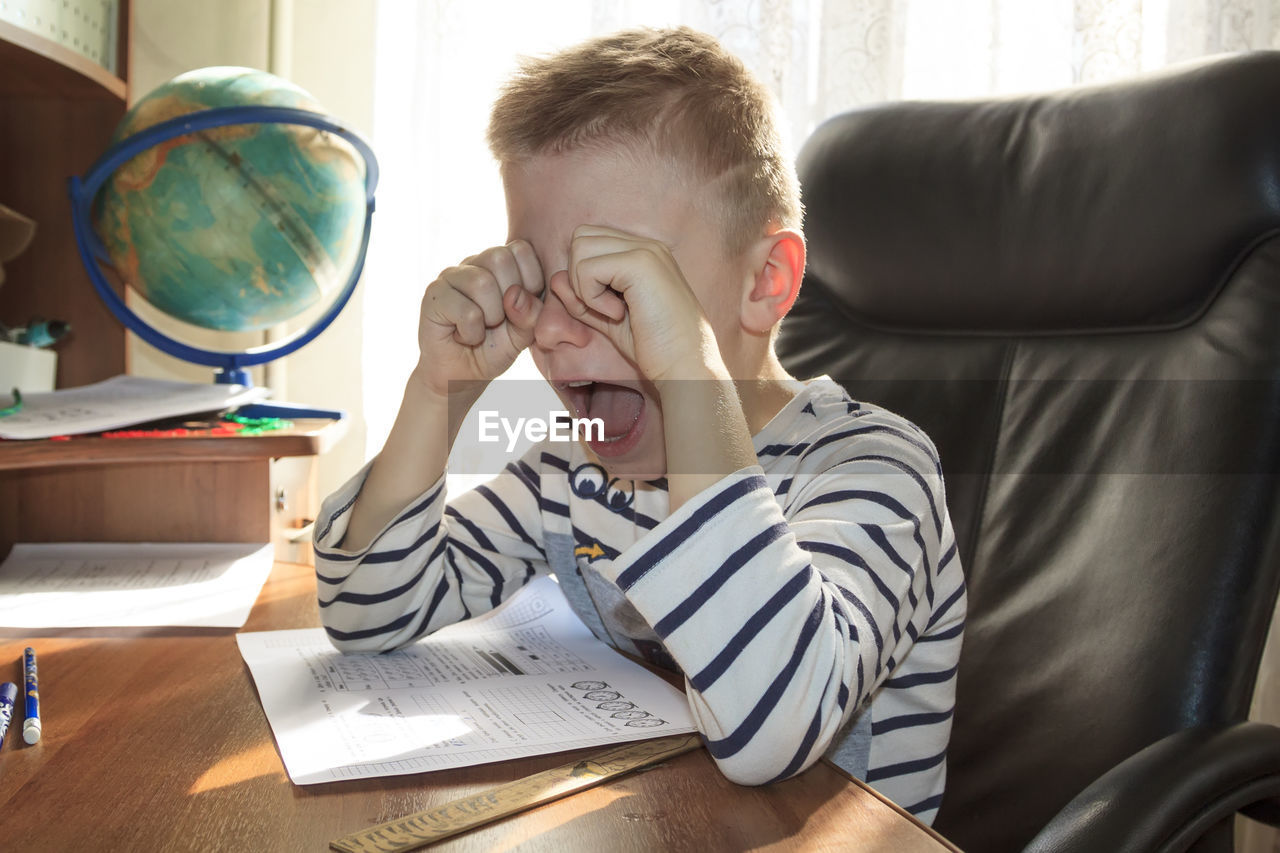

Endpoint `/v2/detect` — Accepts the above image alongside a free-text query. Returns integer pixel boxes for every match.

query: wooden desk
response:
[0,561,959,852]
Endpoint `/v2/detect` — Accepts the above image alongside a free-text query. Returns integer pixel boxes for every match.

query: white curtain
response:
[364,0,1280,472]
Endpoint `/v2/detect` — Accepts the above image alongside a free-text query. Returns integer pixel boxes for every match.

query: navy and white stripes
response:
[313,377,964,825]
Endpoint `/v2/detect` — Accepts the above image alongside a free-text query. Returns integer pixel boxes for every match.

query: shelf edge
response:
[0,18,126,100]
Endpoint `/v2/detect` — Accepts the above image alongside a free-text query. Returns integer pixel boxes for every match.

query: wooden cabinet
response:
[0,420,343,563]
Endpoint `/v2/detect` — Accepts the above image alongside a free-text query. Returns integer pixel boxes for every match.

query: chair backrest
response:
[777,51,1280,853]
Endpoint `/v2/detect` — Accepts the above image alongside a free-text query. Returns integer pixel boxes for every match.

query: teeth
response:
[565,380,593,387]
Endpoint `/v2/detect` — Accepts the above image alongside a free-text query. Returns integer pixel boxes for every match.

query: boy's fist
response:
[416,240,544,396]
[553,225,722,383]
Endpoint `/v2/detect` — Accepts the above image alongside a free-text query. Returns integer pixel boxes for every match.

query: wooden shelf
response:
[0,4,130,390]
[0,19,125,101]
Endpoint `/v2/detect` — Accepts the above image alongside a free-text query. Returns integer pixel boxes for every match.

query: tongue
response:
[587,384,643,439]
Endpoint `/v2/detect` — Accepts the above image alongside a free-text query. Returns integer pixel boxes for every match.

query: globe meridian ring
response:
[68,104,380,386]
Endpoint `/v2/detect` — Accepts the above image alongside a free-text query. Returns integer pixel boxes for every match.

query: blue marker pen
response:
[0,682,16,748]
[23,647,39,744]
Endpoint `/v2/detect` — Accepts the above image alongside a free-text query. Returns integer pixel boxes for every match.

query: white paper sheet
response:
[0,542,274,628]
[0,375,270,439]
[237,575,697,785]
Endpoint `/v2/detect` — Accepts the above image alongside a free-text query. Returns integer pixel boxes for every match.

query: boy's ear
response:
[740,229,805,334]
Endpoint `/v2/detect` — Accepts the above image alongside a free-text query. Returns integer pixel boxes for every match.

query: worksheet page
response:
[237,576,697,784]
[0,542,274,627]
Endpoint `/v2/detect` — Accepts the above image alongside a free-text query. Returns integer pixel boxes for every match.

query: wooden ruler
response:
[329,734,703,853]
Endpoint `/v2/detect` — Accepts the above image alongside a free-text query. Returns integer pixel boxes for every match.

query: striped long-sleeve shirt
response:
[314,377,965,823]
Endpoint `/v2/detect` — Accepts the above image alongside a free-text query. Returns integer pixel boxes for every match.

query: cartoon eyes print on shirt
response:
[569,463,635,512]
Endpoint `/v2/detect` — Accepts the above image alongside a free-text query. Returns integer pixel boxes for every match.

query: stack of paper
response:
[0,542,274,628]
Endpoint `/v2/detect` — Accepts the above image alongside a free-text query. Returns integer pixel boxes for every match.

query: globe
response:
[94,66,366,332]
[68,66,378,399]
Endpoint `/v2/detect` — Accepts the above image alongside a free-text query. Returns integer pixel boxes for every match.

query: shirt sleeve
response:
[593,427,956,787]
[312,448,550,652]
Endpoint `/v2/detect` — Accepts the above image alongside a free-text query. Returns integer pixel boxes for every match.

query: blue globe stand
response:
[67,105,379,420]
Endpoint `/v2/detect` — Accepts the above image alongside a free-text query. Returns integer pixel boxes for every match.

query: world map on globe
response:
[93,66,368,332]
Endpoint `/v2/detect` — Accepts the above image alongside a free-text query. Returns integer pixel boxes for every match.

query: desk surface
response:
[0,561,958,852]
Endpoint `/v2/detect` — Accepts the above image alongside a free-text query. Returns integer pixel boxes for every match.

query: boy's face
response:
[504,145,745,481]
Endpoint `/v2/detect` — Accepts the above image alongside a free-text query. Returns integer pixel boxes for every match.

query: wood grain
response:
[0,561,961,852]
[0,458,270,546]
[0,421,342,560]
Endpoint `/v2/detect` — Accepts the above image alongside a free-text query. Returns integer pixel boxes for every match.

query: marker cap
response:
[23,718,40,744]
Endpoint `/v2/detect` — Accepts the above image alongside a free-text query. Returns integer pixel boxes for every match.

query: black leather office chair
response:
[777,51,1280,853]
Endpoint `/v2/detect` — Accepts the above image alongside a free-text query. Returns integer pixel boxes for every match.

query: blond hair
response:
[487,27,801,254]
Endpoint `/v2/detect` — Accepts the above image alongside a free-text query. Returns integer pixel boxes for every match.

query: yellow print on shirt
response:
[574,542,605,561]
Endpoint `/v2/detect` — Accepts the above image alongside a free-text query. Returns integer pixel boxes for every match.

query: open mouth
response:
[560,381,643,440]
[558,380,645,451]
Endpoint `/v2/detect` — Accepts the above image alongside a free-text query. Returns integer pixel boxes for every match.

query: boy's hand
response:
[552,225,726,383]
[416,240,544,397]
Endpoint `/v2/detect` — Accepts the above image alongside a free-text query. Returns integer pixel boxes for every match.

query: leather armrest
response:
[1022,721,1280,853]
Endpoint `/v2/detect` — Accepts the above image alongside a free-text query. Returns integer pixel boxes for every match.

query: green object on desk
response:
[226,413,292,435]
[0,388,21,418]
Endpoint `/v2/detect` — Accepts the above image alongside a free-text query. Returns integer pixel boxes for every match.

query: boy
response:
[314,27,965,825]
